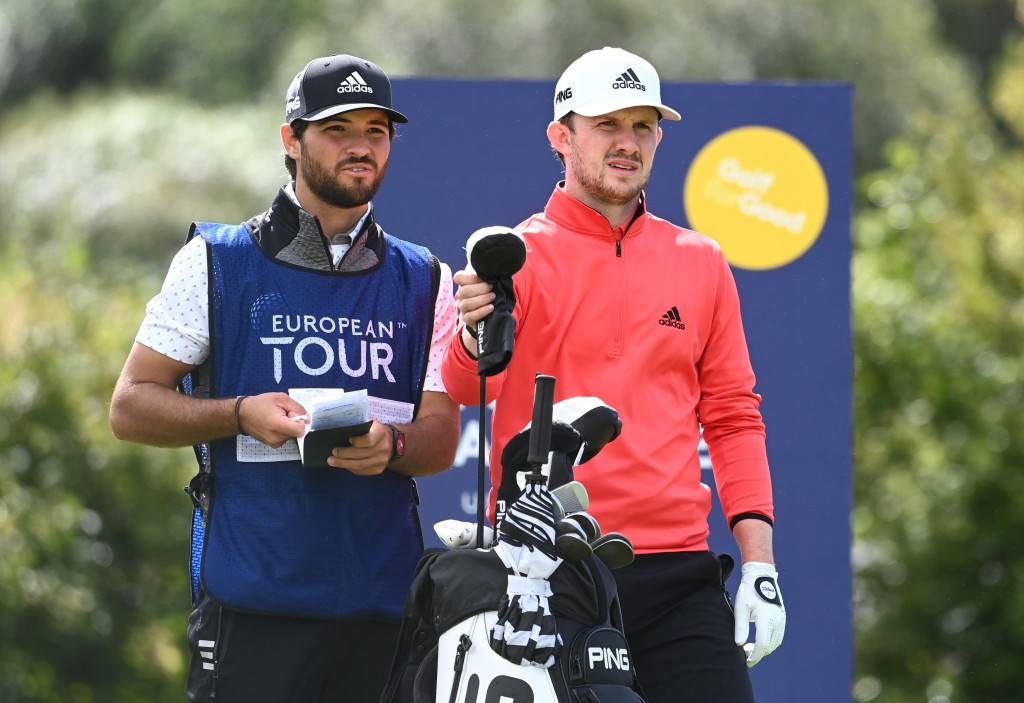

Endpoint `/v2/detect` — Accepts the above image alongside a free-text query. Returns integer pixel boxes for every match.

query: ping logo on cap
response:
[612,68,646,92]
[551,48,680,121]
[337,71,373,94]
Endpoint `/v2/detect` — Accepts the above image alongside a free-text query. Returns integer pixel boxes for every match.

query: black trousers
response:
[613,551,755,703]
[186,591,401,703]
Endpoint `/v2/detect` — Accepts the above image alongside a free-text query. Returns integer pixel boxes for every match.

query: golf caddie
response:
[110,53,460,702]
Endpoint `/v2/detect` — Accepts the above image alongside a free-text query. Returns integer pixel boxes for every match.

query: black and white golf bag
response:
[379,547,644,703]
[381,383,645,703]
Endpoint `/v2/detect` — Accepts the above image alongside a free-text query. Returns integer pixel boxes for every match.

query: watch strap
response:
[386,423,405,462]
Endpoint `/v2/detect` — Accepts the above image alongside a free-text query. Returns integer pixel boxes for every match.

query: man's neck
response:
[562,180,640,230]
[291,181,369,238]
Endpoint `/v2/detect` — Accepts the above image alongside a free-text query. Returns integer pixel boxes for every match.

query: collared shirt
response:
[280,183,366,267]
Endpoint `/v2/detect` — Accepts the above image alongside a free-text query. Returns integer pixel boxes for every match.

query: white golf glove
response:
[733,561,786,667]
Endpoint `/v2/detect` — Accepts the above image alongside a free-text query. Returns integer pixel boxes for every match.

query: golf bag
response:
[381,378,643,703]
[379,546,645,703]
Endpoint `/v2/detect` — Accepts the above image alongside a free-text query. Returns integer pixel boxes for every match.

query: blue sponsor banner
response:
[376,78,852,703]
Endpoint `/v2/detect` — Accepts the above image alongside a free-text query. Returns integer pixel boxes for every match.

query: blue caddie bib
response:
[186,221,435,619]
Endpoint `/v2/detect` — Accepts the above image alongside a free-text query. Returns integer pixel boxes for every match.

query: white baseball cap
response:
[552,47,681,122]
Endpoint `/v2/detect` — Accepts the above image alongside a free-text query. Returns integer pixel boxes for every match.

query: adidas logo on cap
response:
[659,306,686,330]
[552,47,680,121]
[612,68,647,92]
[337,70,373,94]
[285,54,408,124]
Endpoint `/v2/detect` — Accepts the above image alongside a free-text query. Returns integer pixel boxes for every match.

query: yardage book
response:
[288,388,414,469]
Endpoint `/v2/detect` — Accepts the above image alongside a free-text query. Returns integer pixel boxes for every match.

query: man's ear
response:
[281,123,301,159]
[546,120,571,160]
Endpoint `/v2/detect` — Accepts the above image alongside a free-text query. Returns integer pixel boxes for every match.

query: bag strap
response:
[380,549,445,703]
[581,555,621,627]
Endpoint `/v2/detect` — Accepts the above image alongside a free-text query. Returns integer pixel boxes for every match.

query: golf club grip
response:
[527,374,556,466]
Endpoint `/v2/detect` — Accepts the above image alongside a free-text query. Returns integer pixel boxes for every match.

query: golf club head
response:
[562,511,601,541]
[551,480,589,515]
[555,521,594,562]
[591,532,635,570]
[555,518,586,540]
[434,519,495,550]
[550,494,565,523]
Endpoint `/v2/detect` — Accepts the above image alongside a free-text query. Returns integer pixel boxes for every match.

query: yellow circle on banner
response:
[683,126,828,270]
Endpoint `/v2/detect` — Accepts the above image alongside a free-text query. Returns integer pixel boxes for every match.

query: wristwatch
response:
[386,423,406,463]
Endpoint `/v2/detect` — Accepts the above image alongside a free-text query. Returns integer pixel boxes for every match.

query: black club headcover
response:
[496,420,583,527]
[553,399,623,464]
[546,397,623,489]
[496,397,625,525]
[465,226,527,377]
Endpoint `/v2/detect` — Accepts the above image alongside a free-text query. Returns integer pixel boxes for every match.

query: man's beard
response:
[300,148,388,209]
[569,139,648,206]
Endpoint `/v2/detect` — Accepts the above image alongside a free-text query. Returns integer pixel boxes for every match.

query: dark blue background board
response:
[374,78,853,703]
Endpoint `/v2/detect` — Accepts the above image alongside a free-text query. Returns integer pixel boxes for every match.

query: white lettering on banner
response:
[711,157,808,234]
[454,418,490,468]
[588,647,630,670]
[738,192,807,234]
[460,491,476,516]
[260,337,395,383]
[717,157,775,193]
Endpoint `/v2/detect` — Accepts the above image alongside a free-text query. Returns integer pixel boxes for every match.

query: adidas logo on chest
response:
[659,306,686,330]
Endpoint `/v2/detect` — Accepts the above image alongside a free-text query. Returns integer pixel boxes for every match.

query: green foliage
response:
[0,90,280,703]
[0,90,282,269]
[0,0,983,170]
[991,32,1024,143]
[108,0,300,103]
[0,0,303,107]
[0,240,195,702]
[853,91,1024,701]
[933,0,1020,88]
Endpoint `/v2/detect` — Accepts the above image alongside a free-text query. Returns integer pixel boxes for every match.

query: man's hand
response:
[453,269,495,355]
[110,342,311,448]
[453,269,496,322]
[236,392,308,448]
[328,420,393,475]
[733,561,786,667]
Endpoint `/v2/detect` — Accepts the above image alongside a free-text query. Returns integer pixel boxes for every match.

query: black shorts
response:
[613,551,754,703]
[186,591,401,703]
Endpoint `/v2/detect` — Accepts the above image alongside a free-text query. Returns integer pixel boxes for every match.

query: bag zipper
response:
[448,634,473,703]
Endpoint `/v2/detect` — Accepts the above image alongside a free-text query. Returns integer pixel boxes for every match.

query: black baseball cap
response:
[285,54,409,125]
